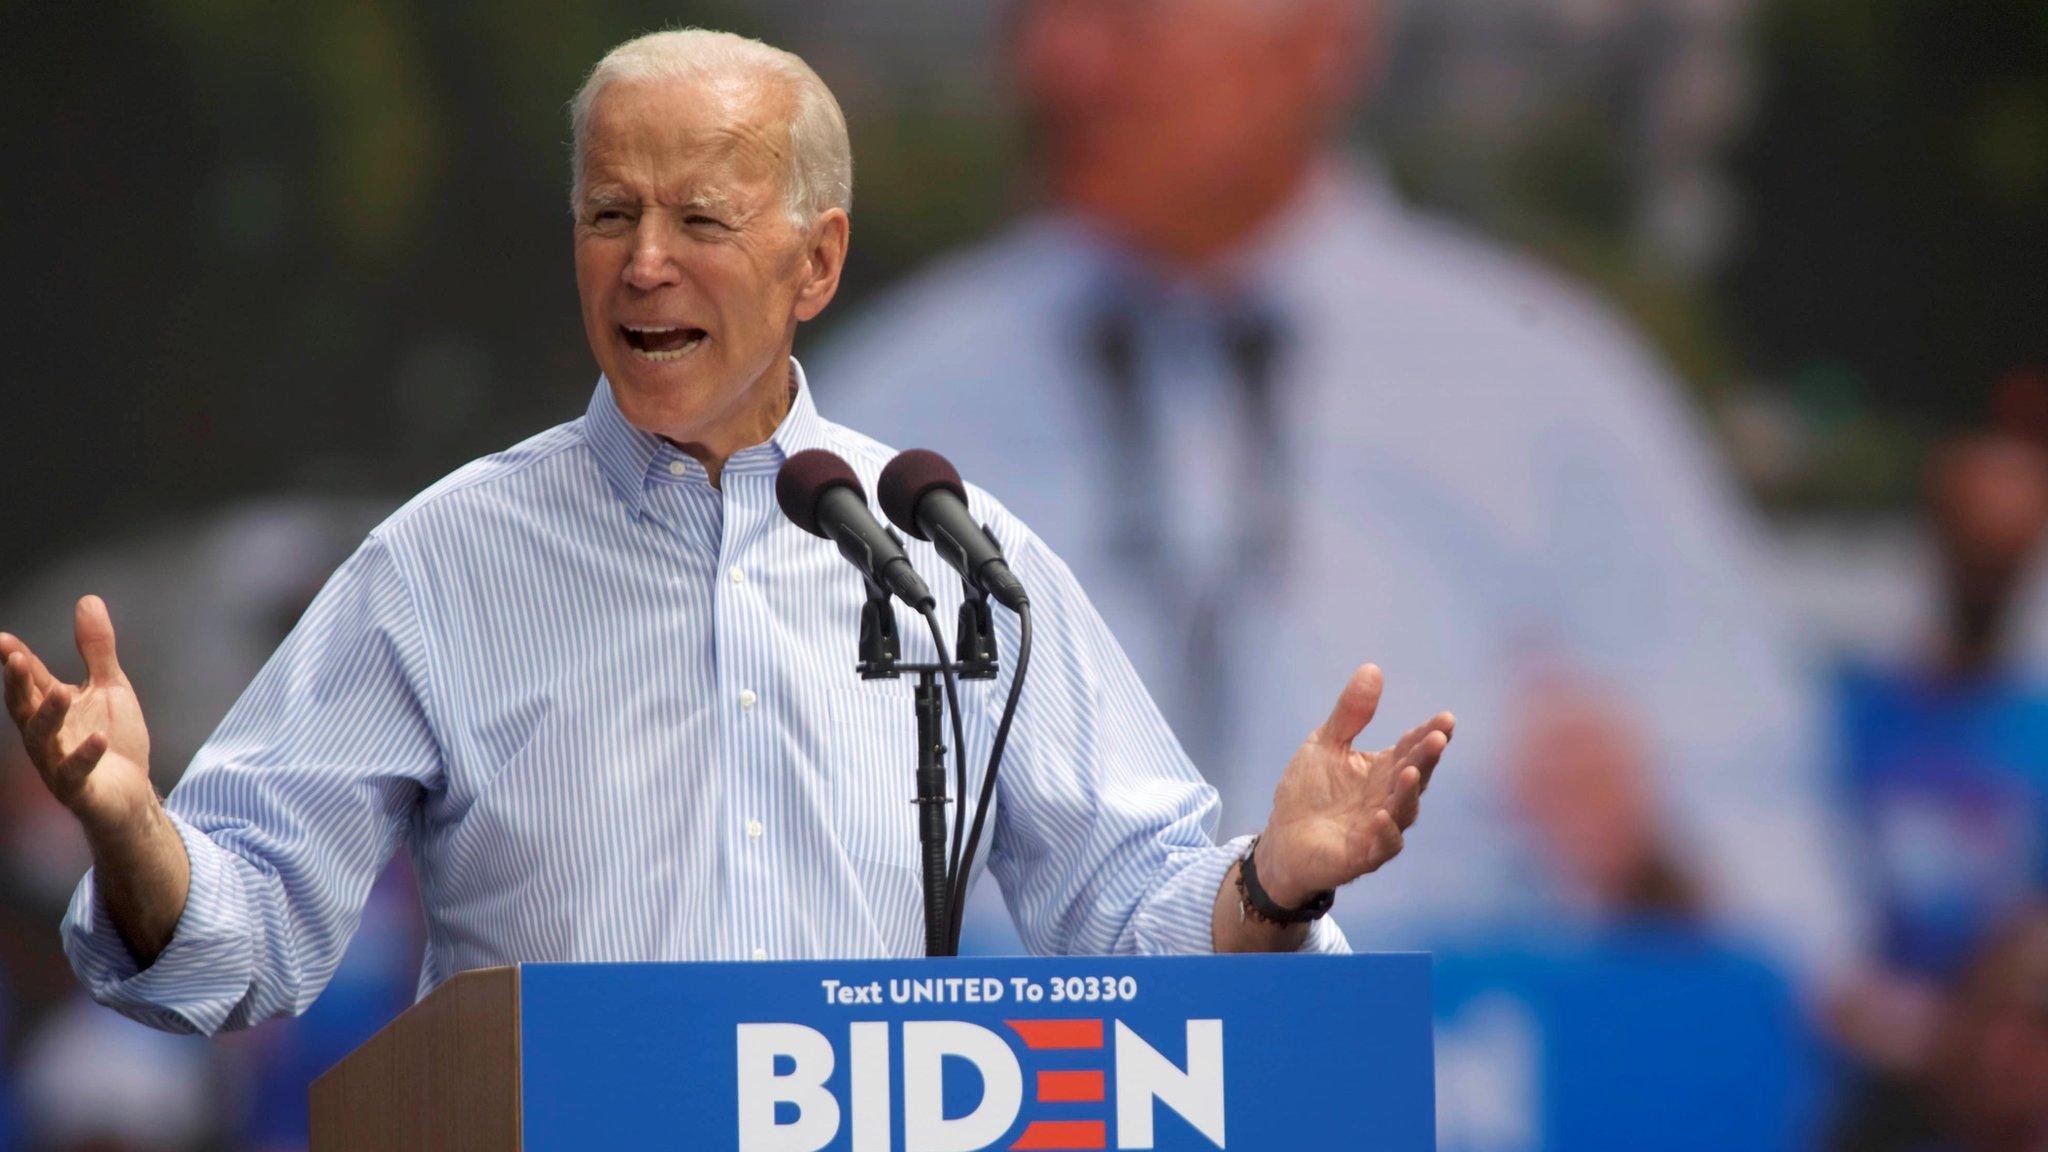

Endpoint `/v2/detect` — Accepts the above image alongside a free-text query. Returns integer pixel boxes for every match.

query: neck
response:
[1940,580,2016,679]
[1053,151,1315,274]
[644,357,796,489]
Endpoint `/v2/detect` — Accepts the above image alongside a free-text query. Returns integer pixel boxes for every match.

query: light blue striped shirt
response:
[62,361,1345,1035]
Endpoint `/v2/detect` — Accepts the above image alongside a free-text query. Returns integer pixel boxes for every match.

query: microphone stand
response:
[854,554,999,958]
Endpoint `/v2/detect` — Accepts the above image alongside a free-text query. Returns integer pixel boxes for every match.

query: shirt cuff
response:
[1129,835,1352,955]
[61,809,258,1036]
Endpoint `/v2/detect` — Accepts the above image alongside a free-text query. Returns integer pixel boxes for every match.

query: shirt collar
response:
[582,357,833,515]
[1052,156,1397,328]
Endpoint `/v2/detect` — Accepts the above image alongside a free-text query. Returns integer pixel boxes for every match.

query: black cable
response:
[942,632,970,893]
[947,600,1031,954]
[919,608,970,920]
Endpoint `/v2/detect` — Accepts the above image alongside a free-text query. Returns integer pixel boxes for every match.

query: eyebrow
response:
[581,187,635,212]
[579,185,748,218]
[680,188,743,216]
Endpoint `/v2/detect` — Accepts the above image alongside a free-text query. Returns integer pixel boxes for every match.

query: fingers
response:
[4,652,39,729]
[1367,808,1405,870]
[1407,727,1451,787]
[0,632,35,669]
[1388,713,1454,791]
[1317,664,1384,748]
[74,596,124,685]
[1389,765,1423,828]
[1388,711,1455,766]
[1,636,58,726]
[23,683,74,763]
[1431,711,1457,741]
[21,685,108,795]
[48,731,108,790]
[1387,719,1430,764]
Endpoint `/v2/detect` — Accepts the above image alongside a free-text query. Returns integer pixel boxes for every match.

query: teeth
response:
[629,332,704,362]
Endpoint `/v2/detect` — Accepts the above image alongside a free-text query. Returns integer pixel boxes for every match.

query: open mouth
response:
[621,324,707,362]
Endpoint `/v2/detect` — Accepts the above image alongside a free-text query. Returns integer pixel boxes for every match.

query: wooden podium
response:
[310,967,520,1151]
[310,955,1435,1151]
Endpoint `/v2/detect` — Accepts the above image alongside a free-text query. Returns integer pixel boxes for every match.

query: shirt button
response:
[752,946,768,961]
[746,818,764,840]
[667,460,688,477]
[729,567,746,585]
[739,689,759,709]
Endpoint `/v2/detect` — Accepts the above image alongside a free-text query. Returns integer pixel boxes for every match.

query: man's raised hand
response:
[1253,664,1455,907]
[2,596,157,838]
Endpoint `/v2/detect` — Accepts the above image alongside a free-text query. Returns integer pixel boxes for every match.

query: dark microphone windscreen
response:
[878,449,967,542]
[776,449,865,538]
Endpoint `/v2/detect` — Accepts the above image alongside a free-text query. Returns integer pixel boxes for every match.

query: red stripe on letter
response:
[1011,1120,1108,1149]
[1005,1019,1105,1050]
[1036,1069,1106,1103]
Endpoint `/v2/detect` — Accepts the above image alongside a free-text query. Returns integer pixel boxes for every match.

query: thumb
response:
[74,596,124,685]
[1318,663,1384,748]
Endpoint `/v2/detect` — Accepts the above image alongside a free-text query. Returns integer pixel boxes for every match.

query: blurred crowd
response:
[3,1,2044,1149]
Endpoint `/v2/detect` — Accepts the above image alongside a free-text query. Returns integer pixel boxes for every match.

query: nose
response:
[623,214,681,291]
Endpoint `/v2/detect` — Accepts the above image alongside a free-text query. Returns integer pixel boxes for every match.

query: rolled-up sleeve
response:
[986,523,1348,957]
[62,532,441,1035]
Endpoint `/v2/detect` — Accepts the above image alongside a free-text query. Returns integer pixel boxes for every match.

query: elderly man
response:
[816,0,1862,986]
[0,29,1453,1037]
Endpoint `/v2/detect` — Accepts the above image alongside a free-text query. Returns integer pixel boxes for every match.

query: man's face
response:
[1509,675,1661,909]
[1931,434,2048,600]
[1014,0,1362,215]
[573,77,841,443]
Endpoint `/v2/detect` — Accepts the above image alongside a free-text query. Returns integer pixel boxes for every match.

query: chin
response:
[609,340,712,390]
[606,350,743,428]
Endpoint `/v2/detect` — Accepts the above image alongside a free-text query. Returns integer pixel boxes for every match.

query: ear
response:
[793,208,851,324]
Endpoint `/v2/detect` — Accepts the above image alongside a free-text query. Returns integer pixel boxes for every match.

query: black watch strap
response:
[1237,835,1335,925]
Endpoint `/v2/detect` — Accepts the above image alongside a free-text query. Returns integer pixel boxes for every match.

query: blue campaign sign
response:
[516,954,1433,1151]
[1432,926,1821,1152]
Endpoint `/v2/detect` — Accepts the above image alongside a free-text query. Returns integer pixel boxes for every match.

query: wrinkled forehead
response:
[1012,0,1336,20]
[579,75,794,197]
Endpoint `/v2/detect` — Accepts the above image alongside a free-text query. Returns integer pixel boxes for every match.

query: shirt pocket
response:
[827,682,928,869]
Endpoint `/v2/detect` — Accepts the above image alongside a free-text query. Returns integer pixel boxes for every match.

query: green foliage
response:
[1724,0,2048,435]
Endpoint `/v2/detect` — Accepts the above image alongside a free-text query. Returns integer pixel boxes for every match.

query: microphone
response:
[777,449,935,610]
[879,450,1028,611]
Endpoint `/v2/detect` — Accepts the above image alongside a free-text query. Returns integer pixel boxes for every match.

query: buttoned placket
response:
[640,444,745,956]
[714,462,783,964]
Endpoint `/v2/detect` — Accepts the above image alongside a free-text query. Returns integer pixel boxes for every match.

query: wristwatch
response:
[1236,835,1335,925]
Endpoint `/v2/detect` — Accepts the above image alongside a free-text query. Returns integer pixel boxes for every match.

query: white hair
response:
[568,28,853,224]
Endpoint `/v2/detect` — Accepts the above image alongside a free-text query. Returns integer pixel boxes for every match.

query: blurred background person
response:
[1833,907,2048,1152]
[16,999,219,1152]
[815,0,1863,998]
[1992,373,2048,675]
[1426,667,1822,1150]
[1828,426,2048,1145]
[1846,429,2048,982]
[1508,673,1704,928]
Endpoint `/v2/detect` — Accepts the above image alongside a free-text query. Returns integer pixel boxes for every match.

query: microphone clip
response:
[952,522,1003,680]
[858,536,906,680]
